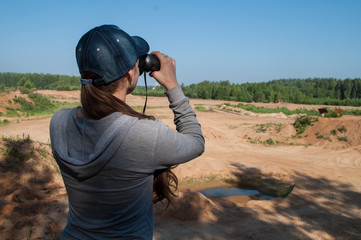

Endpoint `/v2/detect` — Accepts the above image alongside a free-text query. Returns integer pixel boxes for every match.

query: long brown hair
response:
[80,71,178,207]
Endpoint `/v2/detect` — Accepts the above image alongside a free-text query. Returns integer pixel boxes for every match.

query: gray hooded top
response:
[50,86,204,239]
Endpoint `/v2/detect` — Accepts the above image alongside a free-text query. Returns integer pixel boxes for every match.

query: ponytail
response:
[81,72,178,208]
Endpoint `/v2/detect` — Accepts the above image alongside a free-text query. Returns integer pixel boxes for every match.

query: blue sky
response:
[0,0,360,86]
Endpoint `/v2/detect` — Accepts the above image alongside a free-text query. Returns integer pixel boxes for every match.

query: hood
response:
[50,108,137,181]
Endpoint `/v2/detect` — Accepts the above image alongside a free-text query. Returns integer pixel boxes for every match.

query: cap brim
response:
[132,36,149,57]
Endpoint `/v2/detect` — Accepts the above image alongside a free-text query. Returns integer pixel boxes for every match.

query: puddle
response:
[199,187,275,200]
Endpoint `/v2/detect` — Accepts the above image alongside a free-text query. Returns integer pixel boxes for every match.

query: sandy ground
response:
[0,90,361,239]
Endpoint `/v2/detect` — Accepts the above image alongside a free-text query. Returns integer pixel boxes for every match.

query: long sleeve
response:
[152,85,205,169]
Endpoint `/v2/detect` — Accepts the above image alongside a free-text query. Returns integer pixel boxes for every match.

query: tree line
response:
[1,72,361,106]
[0,72,80,91]
[135,78,361,106]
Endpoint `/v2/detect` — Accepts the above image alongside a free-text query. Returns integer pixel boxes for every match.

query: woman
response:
[50,25,204,239]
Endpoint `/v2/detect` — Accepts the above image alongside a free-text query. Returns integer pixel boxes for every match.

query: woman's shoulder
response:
[50,107,78,127]
[52,107,75,120]
[53,107,77,116]
[124,117,163,138]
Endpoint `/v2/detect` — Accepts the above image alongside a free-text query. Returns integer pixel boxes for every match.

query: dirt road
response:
[0,118,51,143]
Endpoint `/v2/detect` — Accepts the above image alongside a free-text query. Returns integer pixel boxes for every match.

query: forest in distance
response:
[0,72,361,106]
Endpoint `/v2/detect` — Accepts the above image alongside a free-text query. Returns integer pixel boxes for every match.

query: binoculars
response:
[139,54,160,75]
[138,54,160,114]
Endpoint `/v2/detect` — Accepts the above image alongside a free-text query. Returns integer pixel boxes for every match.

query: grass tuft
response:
[195,104,215,112]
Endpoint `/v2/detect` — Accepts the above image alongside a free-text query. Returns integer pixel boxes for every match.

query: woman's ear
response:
[126,68,134,85]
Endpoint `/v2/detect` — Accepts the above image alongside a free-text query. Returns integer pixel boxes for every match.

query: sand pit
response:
[0,90,360,239]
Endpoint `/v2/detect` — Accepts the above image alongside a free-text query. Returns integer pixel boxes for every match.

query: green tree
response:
[0,83,5,92]
[19,80,34,94]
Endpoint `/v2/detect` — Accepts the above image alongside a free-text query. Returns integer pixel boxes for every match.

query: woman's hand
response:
[149,51,178,90]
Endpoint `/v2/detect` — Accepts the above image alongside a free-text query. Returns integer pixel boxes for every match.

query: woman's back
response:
[50,86,204,239]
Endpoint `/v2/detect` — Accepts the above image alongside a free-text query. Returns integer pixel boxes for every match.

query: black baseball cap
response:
[76,25,149,86]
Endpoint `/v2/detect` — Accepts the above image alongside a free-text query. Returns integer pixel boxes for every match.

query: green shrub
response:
[18,79,35,94]
[330,129,337,135]
[1,119,10,126]
[7,145,34,162]
[341,109,361,116]
[338,125,348,133]
[324,111,341,118]
[338,137,348,142]
[293,115,318,134]
[5,107,19,117]
[266,138,275,145]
